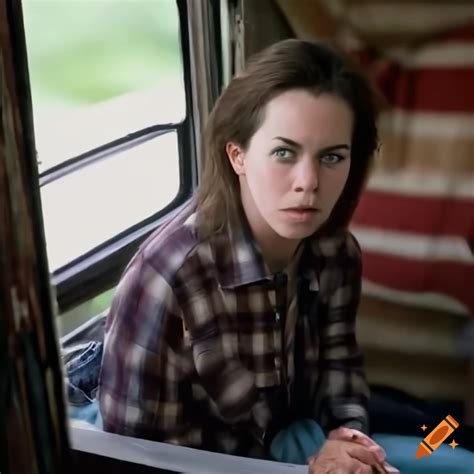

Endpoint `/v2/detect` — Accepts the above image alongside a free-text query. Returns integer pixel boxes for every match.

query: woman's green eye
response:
[274,148,293,159]
[321,154,343,165]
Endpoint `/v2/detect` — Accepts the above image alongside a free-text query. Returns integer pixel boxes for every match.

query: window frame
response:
[25,0,200,312]
[70,423,308,474]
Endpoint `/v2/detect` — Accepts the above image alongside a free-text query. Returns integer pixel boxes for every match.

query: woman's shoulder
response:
[304,230,362,299]
[132,200,213,281]
[309,228,361,260]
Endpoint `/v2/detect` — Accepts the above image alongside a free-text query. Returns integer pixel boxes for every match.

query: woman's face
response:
[227,89,353,245]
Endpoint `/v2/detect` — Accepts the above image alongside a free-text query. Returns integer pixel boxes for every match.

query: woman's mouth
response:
[281,208,319,222]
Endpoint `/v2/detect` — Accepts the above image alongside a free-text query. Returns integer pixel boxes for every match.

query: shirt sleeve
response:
[315,232,370,433]
[98,255,194,445]
[99,251,266,446]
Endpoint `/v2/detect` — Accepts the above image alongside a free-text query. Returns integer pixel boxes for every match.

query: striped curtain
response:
[273,0,474,403]
[350,22,474,317]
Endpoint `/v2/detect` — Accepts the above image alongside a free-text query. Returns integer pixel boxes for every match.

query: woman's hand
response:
[328,427,386,463]
[307,439,385,474]
[315,427,400,473]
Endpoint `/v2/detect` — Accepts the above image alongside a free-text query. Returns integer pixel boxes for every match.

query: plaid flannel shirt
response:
[99,199,369,456]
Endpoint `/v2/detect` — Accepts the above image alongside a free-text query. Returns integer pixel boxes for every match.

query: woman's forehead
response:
[254,90,353,143]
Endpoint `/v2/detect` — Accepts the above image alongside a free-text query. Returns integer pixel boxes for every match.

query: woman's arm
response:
[98,255,194,445]
[99,251,268,448]
[314,232,370,433]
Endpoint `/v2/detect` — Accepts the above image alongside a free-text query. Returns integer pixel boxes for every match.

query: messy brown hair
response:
[196,39,379,237]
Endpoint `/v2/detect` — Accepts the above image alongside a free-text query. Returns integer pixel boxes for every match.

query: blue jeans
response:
[63,341,103,427]
[270,420,474,472]
[270,419,326,464]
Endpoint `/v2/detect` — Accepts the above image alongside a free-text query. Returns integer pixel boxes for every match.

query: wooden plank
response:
[242,0,292,60]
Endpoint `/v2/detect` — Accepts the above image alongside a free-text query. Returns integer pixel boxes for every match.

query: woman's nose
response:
[293,159,319,193]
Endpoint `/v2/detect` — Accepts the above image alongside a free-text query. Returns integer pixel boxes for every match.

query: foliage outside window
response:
[22,0,185,273]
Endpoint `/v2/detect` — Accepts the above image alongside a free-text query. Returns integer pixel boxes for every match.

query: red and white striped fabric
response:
[350,23,474,316]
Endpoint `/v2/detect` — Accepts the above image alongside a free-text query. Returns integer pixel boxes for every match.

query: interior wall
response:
[241,0,293,60]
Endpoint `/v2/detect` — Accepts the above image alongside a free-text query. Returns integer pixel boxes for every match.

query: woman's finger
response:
[329,428,386,462]
[368,444,386,463]
[329,427,373,446]
[346,443,381,467]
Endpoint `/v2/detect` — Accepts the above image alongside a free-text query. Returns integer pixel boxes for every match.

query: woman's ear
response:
[226,142,245,176]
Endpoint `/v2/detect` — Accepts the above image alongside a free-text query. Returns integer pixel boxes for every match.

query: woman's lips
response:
[281,208,319,222]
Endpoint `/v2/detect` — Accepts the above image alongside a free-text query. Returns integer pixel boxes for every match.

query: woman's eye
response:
[321,153,343,165]
[273,148,293,160]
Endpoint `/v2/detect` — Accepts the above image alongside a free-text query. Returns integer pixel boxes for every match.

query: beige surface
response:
[357,295,468,400]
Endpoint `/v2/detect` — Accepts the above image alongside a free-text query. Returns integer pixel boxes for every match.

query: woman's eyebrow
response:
[273,137,351,154]
[319,144,351,154]
[273,136,302,149]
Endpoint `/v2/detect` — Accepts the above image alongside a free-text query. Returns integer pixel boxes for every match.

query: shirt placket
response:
[271,273,289,399]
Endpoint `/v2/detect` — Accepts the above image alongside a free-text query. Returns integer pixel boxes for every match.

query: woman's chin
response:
[272,221,321,241]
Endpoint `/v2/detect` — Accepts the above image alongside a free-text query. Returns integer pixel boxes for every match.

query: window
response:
[21,0,197,313]
[41,131,180,270]
[22,0,194,274]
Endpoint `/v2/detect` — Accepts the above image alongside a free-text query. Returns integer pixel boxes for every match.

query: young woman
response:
[99,39,386,472]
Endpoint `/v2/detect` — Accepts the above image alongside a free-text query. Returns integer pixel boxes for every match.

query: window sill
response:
[69,422,307,474]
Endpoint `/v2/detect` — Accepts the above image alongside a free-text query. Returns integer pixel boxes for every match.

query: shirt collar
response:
[212,217,270,289]
[210,215,322,291]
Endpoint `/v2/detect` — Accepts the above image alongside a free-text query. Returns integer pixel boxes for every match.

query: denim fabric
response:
[269,421,474,472]
[270,419,326,465]
[63,341,103,427]
[68,400,102,427]
[373,434,474,474]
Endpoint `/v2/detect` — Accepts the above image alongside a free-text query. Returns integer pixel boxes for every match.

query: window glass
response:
[58,288,115,337]
[41,132,180,270]
[23,0,184,171]
[21,0,185,270]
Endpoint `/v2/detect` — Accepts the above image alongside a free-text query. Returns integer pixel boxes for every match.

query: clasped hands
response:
[308,427,400,474]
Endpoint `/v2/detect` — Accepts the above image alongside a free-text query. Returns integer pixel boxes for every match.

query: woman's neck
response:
[239,190,301,273]
[256,232,301,274]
